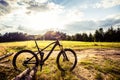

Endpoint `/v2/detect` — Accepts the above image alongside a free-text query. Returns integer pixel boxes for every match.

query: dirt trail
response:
[0,48,120,80]
[36,48,120,80]
[74,49,120,80]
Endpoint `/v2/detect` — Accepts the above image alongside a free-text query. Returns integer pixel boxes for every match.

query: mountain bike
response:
[12,39,77,72]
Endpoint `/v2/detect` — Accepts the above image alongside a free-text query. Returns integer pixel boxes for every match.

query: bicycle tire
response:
[57,48,77,72]
[12,50,39,71]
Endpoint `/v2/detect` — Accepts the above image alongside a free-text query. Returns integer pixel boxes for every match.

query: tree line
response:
[0,27,120,42]
[70,27,120,42]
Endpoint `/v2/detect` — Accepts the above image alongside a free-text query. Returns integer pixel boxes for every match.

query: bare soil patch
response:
[0,48,120,80]
[74,48,120,80]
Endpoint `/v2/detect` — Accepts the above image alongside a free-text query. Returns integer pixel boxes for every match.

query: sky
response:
[0,0,120,35]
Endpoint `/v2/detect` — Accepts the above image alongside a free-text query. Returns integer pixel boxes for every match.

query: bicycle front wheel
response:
[12,50,39,71]
[57,49,77,72]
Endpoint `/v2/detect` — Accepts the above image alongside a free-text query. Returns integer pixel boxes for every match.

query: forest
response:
[0,27,120,42]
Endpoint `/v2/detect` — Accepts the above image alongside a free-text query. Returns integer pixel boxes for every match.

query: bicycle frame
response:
[12,39,77,72]
[34,39,63,63]
[24,39,69,71]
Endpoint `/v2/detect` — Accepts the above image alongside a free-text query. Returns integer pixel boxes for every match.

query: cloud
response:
[26,1,49,12]
[0,13,120,35]
[0,0,8,6]
[16,25,49,35]
[0,28,25,34]
[27,3,48,12]
[65,8,84,21]
[17,25,27,31]
[64,20,98,34]
[62,0,120,9]
[0,0,120,35]
[99,18,120,27]
[0,24,30,34]
[26,2,64,13]
[98,14,120,27]
[94,0,120,8]
[64,14,120,34]
[0,24,13,31]
[0,26,16,35]
[1,24,13,28]
[14,0,63,13]
[0,0,11,15]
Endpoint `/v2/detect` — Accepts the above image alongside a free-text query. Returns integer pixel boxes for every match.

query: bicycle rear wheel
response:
[57,49,77,72]
[12,50,39,71]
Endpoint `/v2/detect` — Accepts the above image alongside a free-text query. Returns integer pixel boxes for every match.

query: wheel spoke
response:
[13,50,38,71]
[57,49,77,71]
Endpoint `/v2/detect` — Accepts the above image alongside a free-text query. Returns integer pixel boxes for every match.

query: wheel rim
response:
[58,50,76,71]
[15,52,37,71]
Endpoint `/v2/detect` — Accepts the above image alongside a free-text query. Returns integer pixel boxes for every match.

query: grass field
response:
[0,41,120,80]
[0,40,120,54]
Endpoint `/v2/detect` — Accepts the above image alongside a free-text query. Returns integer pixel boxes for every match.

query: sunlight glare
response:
[24,11,64,31]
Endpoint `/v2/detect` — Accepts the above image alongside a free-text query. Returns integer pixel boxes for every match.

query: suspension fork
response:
[62,50,69,61]
[60,45,69,61]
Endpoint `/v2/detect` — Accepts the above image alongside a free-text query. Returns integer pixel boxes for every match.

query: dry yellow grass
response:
[0,41,120,80]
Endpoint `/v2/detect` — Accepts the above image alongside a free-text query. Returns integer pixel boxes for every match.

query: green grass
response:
[0,40,120,80]
[95,73,103,80]
[79,57,120,80]
[0,41,120,54]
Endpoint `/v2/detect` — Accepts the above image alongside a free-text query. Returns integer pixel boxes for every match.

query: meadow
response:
[0,40,120,80]
[0,40,120,54]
